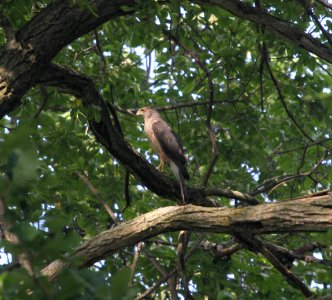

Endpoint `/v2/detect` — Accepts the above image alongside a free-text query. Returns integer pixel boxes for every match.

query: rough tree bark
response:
[0,0,135,118]
[41,192,332,280]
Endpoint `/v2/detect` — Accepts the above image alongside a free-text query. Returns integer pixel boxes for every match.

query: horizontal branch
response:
[204,188,260,205]
[41,192,332,280]
[114,99,241,116]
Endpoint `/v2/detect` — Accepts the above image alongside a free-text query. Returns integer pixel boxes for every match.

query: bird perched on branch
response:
[136,107,190,204]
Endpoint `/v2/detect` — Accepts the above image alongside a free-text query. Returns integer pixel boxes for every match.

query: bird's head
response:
[136,106,156,118]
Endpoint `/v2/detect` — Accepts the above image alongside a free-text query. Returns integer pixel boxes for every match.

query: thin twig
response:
[235,234,313,298]
[34,86,50,119]
[136,235,205,300]
[317,61,332,77]
[75,171,119,225]
[204,188,260,205]
[308,9,332,46]
[273,138,332,155]
[115,99,241,116]
[263,43,314,142]
[123,170,131,211]
[0,261,20,273]
[104,102,133,211]
[129,242,143,286]
[252,150,328,195]
[177,231,193,299]
[93,29,107,73]
[202,126,219,187]
[142,248,178,300]
[257,15,265,112]
[265,241,332,267]
[162,30,219,187]
[106,102,123,135]
[261,245,312,297]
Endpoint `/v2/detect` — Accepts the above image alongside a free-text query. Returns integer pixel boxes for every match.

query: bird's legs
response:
[157,160,165,172]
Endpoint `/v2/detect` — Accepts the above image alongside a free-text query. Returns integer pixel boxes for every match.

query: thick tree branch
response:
[264,241,332,268]
[237,234,313,297]
[41,193,332,280]
[0,0,135,119]
[0,13,16,43]
[196,0,332,63]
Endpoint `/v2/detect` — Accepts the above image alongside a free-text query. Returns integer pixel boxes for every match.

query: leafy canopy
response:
[0,0,331,299]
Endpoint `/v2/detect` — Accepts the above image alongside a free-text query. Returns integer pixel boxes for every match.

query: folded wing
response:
[152,121,190,180]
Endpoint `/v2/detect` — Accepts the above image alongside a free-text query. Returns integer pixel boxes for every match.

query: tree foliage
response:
[0,0,332,299]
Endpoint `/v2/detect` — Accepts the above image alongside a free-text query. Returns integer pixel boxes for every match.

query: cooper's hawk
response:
[136,107,189,203]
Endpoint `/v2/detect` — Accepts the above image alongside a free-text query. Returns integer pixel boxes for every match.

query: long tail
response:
[178,171,186,204]
[170,161,187,204]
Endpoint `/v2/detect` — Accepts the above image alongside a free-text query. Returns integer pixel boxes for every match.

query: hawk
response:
[136,107,190,203]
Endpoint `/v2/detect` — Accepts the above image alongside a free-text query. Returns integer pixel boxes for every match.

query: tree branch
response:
[316,0,332,10]
[0,0,136,119]
[195,0,332,63]
[136,235,204,300]
[75,171,119,225]
[0,197,34,276]
[176,231,193,299]
[0,13,16,43]
[263,42,314,142]
[41,192,332,280]
[114,99,241,116]
[237,234,313,297]
[38,64,218,207]
[200,240,243,258]
[162,30,219,187]
[204,188,260,205]
[252,150,328,195]
[141,247,178,300]
[1,0,332,123]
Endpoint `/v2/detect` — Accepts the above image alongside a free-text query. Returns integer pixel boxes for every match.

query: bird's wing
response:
[152,121,186,164]
[152,121,189,180]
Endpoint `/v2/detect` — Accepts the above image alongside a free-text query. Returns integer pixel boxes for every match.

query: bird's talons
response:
[157,161,165,172]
